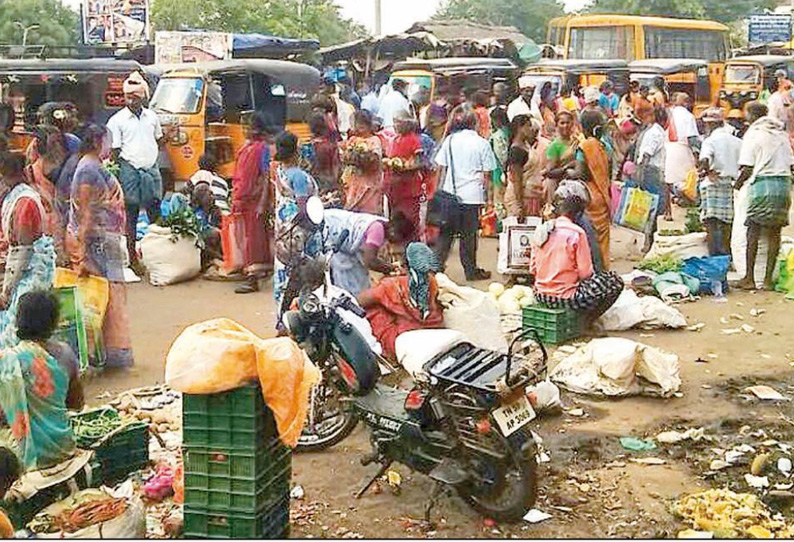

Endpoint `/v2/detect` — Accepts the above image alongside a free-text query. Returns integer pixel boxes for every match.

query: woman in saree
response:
[67,124,134,369]
[358,242,444,360]
[505,115,549,218]
[341,111,383,214]
[0,291,80,470]
[25,126,66,259]
[271,131,319,324]
[544,110,578,200]
[0,154,56,350]
[575,109,612,269]
[384,110,426,240]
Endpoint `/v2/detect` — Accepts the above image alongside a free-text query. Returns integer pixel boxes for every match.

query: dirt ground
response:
[85,213,794,539]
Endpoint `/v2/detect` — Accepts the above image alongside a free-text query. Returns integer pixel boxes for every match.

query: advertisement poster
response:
[155,32,234,65]
[748,14,792,45]
[83,0,150,45]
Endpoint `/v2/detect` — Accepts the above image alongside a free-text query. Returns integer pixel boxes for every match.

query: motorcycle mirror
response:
[306,196,325,226]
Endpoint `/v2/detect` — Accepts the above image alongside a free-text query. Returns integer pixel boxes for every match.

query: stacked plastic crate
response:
[182,383,292,539]
[522,305,582,345]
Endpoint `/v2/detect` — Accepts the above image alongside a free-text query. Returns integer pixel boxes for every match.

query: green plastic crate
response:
[522,305,581,345]
[183,496,290,539]
[184,465,290,512]
[184,455,291,495]
[182,383,278,450]
[184,442,290,481]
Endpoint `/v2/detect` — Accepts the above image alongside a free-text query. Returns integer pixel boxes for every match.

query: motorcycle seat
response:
[395,329,466,378]
[353,385,409,420]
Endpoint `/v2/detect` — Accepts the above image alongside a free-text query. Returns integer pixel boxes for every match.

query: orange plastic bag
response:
[682,168,698,203]
[221,214,245,274]
[165,318,320,447]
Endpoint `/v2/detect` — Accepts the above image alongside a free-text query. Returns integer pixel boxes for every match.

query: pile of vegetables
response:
[159,207,206,249]
[71,408,125,447]
[487,282,535,314]
[30,496,128,534]
[637,253,683,274]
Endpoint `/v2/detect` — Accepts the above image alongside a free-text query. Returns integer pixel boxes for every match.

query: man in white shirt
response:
[433,106,497,281]
[663,92,700,219]
[698,108,741,256]
[636,107,669,253]
[107,71,164,272]
[378,79,411,129]
[735,101,794,290]
[507,76,542,126]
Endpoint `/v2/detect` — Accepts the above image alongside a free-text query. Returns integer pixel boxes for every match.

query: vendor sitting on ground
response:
[0,447,22,537]
[0,290,84,470]
[530,185,623,324]
[358,242,444,360]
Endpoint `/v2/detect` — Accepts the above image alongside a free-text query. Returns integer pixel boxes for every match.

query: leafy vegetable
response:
[685,208,704,234]
[637,253,683,274]
[159,207,206,250]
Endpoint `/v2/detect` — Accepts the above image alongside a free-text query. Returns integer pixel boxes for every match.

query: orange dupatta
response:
[579,138,611,269]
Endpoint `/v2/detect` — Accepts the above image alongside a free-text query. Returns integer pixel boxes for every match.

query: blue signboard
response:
[748,14,792,45]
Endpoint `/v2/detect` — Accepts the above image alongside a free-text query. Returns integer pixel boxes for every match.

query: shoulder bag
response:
[426,134,462,228]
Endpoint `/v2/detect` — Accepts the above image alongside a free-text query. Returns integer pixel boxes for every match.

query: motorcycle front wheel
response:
[456,426,538,523]
[296,378,359,452]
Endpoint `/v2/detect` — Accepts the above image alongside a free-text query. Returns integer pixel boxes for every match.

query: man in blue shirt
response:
[598,81,620,118]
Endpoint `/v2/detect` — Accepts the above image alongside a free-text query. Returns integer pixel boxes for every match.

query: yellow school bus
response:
[547,14,729,98]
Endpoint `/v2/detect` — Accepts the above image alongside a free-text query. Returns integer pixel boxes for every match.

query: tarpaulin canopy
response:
[232,33,319,57]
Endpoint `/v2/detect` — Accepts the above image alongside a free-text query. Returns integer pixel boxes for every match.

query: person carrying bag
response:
[432,106,497,281]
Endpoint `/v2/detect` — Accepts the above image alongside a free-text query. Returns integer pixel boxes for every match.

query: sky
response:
[62,0,588,36]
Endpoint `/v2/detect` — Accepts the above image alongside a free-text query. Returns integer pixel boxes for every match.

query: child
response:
[489,107,510,212]
[185,154,230,216]
[0,447,21,537]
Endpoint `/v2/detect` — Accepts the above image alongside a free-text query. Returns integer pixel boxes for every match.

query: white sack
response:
[140,225,201,286]
[644,232,709,261]
[436,273,508,352]
[596,289,687,331]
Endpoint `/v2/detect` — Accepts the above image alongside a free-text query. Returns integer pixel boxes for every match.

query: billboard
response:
[748,13,792,45]
[83,0,150,45]
[155,32,234,65]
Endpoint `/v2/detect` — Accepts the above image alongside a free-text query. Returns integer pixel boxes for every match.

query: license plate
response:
[492,395,536,437]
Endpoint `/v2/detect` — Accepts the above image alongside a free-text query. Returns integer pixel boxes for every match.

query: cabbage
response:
[488,282,505,297]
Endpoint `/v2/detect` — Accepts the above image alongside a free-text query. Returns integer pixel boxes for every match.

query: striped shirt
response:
[187,170,230,213]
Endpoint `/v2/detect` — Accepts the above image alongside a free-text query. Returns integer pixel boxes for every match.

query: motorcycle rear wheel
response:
[456,427,538,523]
[296,379,359,452]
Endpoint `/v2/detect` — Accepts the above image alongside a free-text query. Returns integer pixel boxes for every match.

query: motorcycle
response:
[283,202,548,520]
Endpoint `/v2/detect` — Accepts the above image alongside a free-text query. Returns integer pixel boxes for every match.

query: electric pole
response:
[375,0,382,36]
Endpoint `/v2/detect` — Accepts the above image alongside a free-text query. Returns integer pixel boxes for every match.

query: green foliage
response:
[151,0,366,46]
[159,206,206,249]
[433,0,565,44]
[587,0,777,25]
[0,0,79,46]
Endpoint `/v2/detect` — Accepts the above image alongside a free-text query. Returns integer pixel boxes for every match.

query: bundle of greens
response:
[159,207,206,249]
[637,253,684,274]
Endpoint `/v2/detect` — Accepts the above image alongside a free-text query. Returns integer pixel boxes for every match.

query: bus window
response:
[644,29,727,62]
[569,26,635,60]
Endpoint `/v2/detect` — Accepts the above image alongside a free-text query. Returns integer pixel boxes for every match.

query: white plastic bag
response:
[644,232,709,261]
[596,290,687,331]
[140,225,201,286]
[497,217,542,275]
[436,273,508,352]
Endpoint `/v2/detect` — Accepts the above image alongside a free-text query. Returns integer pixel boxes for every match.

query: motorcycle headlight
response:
[740,91,748,96]
[719,90,727,98]
[749,91,758,99]
[300,295,321,316]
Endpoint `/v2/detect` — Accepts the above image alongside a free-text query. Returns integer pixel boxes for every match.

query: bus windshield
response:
[151,77,204,114]
[569,26,635,60]
[725,64,761,85]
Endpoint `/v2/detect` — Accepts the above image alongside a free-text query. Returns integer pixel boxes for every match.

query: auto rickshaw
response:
[0,58,144,152]
[721,55,794,118]
[629,59,715,116]
[388,57,519,104]
[149,59,321,186]
[520,59,630,100]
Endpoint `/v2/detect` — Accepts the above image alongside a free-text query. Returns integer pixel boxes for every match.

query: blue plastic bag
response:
[682,256,731,294]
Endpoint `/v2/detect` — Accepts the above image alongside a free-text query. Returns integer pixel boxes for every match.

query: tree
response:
[587,0,777,25]
[433,0,565,43]
[0,0,79,46]
[150,0,367,46]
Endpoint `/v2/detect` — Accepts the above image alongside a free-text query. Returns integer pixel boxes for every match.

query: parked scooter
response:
[284,199,547,521]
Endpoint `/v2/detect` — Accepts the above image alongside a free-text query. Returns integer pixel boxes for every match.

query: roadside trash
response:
[745,474,770,489]
[722,329,741,335]
[387,470,402,488]
[526,380,562,413]
[741,324,756,334]
[720,317,730,325]
[523,509,552,524]
[744,386,786,401]
[709,459,730,471]
[673,489,794,538]
[778,458,792,475]
[550,338,681,398]
[620,437,657,452]
[750,454,770,476]
[596,290,687,331]
[688,323,706,332]
[750,309,766,317]
[291,485,305,500]
[568,408,585,417]
[677,529,714,539]
[656,428,705,444]
[630,457,666,465]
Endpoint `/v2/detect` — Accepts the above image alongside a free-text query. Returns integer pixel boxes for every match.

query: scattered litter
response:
[778,458,792,475]
[774,483,794,491]
[750,309,766,317]
[568,408,585,417]
[721,328,741,335]
[677,530,714,539]
[630,457,666,465]
[620,437,658,452]
[605,461,627,468]
[688,323,706,332]
[736,444,757,454]
[695,357,709,364]
[741,324,755,334]
[538,452,551,463]
[674,392,685,398]
[745,474,770,488]
[725,451,745,464]
[523,509,552,524]
[387,470,402,487]
[640,333,655,338]
[720,317,730,325]
[707,354,718,359]
[656,428,705,444]
[744,386,786,401]
[710,459,730,471]
[702,384,712,389]
[760,354,772,360]
[751,454,770,476]
[730,313,745,321]
[291,485,305,500]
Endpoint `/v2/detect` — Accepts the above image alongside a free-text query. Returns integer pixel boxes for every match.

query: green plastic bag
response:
[776,250,794,300]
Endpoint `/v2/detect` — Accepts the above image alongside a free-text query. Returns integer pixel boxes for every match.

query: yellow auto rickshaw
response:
[389,57,519,104]
[0,58,144,153]
[629,59,715,117]
[149,59,321,186]
[721,55,794,118]
[521,59,630,99]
